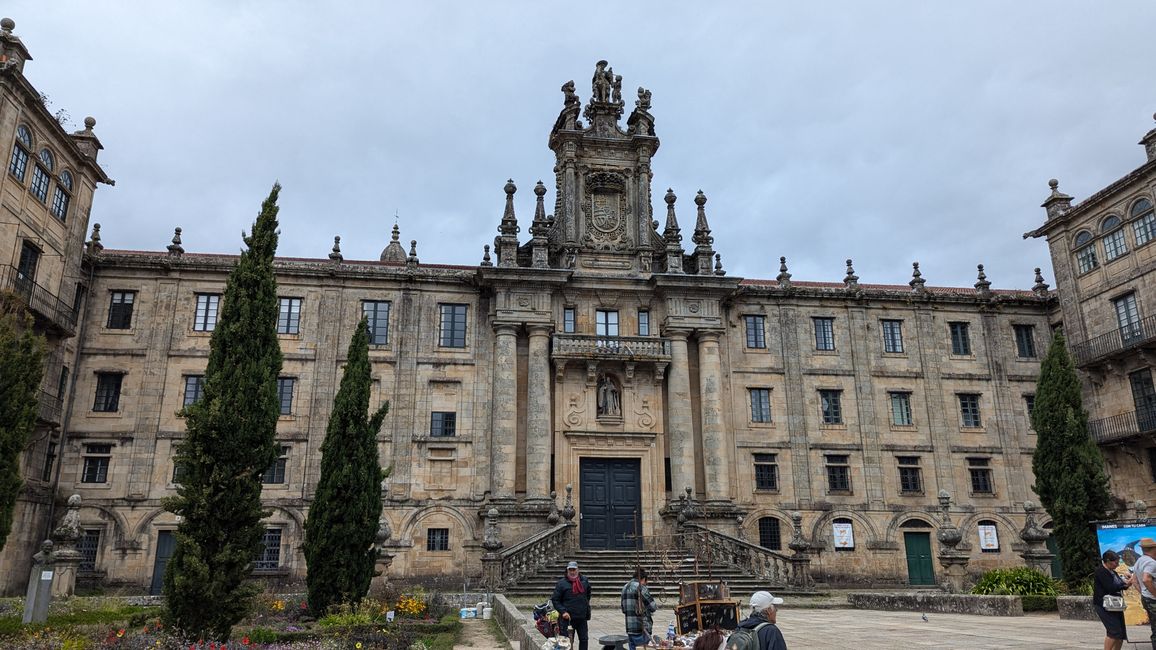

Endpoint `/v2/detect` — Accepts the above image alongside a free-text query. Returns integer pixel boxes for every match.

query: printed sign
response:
[977,525,999,550]
[832,522,854,548]
[40,571,53,581]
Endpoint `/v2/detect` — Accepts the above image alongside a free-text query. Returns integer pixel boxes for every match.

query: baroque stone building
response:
[1,22,1072,594]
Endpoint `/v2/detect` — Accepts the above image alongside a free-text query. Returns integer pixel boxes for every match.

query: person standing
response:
[620,568,657,650]
[553,560,593,650]
[1135,538,1156,647]
[1093,550,1132,650]
[731,591,787,650]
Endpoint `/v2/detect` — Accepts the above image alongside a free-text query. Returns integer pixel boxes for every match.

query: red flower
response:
[242,637,250,645]
[301,602,308,610]
[117,628,126,637]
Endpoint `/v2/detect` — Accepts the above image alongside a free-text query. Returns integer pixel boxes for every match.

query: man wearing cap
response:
[552,560,593,650]
[733,591,787,650]
[1135,538,1156,645]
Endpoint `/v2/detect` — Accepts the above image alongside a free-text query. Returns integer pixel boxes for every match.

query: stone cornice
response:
[1024,157,1156,240]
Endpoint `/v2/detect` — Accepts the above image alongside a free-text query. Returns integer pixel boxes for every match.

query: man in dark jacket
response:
[620,568,657,650]
[732,591,787,650]
[552,560,593,650]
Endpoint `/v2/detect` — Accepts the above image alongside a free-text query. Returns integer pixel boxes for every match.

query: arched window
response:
[1073,231,1098,274]
[1133,198,1155,247]
[832,517,855,551]
[38,148,54,171]
[977,519,1000,553]
[7,124,32,182]
[899,518,932,529]
[51,170,72,222]
[1101,215,1128,261]
[758,516,782,551]
[29,148,52,203]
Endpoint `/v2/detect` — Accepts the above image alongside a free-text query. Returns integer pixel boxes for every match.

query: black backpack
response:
[725,622,768,650]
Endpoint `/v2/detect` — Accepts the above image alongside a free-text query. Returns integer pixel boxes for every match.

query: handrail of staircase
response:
[682,523,799,588]
[492,522,574,588]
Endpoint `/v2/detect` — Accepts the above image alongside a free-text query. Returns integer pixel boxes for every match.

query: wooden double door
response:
[579,458,641,549]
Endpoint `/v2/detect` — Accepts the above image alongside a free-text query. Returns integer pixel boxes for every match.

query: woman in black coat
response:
[1093,550,1133,650]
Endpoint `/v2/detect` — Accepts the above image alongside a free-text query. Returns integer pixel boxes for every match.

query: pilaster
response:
[696,330,729,502]
[665,329,696,499]
[525,325,553,501]
[490,323,520,500]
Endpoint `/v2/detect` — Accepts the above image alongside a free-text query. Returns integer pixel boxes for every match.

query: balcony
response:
[551,334,672,363]
[37,389,63,427]
[1071,315,1156,368]
[0,266,77,335]
[1089,408,1156,445]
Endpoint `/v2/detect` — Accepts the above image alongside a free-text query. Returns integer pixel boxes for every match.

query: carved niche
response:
[582,171,631,251]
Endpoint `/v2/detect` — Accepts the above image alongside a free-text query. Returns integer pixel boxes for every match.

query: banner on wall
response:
[832,522,854,549]
[1095,519,1156,643]
[977,524,999,551]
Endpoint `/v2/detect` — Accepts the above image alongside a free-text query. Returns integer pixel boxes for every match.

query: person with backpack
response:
[727,591,787,650]
[620,568,658,650]
[552,560,593,650]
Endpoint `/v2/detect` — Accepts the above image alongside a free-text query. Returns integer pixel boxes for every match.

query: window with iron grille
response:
[1024,394,1036,424]
[93,373,122,412]
[638,310,650,336]
[427,528,450,551]
[881,320,904,353]
[41,441,57,482]
[968,457,994,494]
[51,170,71,221]
[277,297,302,335]
[431,411,457,437]
[183,375,204,407]
[277,378,295,416]
[897,456,922,494]
[262,446,289,484]
[819,389,843,425]
[106,291,136,329]
[889,392,912,426]
[1134,199,1156,246]
[758,517,782,551]
[563,307,576,333]
[753,453,778,491]
[949,322,971,355]
[1113,293,1141,341]
[749,388,772,423]
[254,528,282,569]
[826,455,851,493]
[8,126,30,181]
[439,304,468,347]
[30,164,50,202]
[744,315,766,349]
[958,394,982,428]
[813,317,835,351]
[81,444,112,483]
[362,301,391,345]
[78,529,101,572]
[193,293,220,331]
[1013,324,1036,358]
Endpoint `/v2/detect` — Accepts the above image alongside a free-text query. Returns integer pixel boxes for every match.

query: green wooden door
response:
[904,532,935,585]
[1046,535,1062,579]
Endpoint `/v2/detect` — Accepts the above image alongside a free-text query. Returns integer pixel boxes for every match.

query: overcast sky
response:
[8,2,1156,289]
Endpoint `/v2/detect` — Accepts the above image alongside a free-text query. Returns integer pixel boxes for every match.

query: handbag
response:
[1103,595,1126,612]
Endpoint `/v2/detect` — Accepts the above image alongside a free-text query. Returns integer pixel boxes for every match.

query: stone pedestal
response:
[22,541,54,624]
[50,494,83,598]
[935,490,970,593]
[787,512,812,588]
[1018,501,1055,577]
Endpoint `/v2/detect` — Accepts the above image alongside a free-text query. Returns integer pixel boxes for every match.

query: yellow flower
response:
[357,644,364,649]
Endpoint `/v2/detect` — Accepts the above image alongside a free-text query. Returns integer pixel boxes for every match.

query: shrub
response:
[971,567,1059,596]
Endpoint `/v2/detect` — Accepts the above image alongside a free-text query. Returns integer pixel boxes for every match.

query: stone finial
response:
[1032,268,1049,297]
[1041,178,1073,220]
[663,189,682,243]
[480,244,493,267]
[974,264,991,298]
[167,227,184,257]
[714,253,725,276]
[0,17,14,34]
[407,240,419,267]
[691,190,713,247]
[777,256,792,288]
[547,491,561,525]
[909,262,926,293]
[843,259,859,291]
[936,490,962,550]
[788,511,809,554]
[329,235,343,262]
[561,484,575,521]
[482,507,503,552]
[380,223,406,263]
[498,179,519,236]
[87,223,103,255]
[52,494,82,544]
[1140,112,1156,162]
[532,180,548,223]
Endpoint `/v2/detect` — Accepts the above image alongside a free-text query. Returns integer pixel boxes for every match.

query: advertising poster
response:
[977,524,999,551]
[1095,520,1156,641]
[832,522,854,549]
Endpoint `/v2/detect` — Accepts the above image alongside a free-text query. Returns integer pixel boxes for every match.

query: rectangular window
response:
[813,317,835,351]
[430,411,457,437]
[595,309,619,337]
[1024,394,1036,423]
[825,454,851,493]
[277,297,301,335]
[968,457,994,494]
[1148,447,1156,483]
[57,366,69,398]
[362,300,391,345]
[758,517,782,551]
[881,319,904,353]
[889,392,913,426]
[193,294,220,332]
[51,185,70,221]
[8,143,29,181]
[749,388,772,423]
[958,393,982,428]
[41,441,57,482]
[262,446,289,484]
[1104,230,1128,261]
[1113,293,1141,342]
[182,375,204,407]
[254,528,282,569]
[1130,369,1156,430]
[427,528,450,551]
[744,315,766,349]
[17,241,39,281]
[439,304,468,347]
[563,307,576,333]
[81,444,112,483]
[1013,324,1036,358]
[30,165,50,202]
[92,372,123,412]
[172,459,187,484]
[1076,244,1098,274]
[638,310,650,336]
[819,389,843,425]
[106,291,136,329]
[78,529,101,572]
[277,378,295,416]
[753,453,778,491]
[897,456,922,494]
[949,322,971,355]
[1135,212,1156,247]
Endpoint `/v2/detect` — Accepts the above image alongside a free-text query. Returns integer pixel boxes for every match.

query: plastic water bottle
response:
[667,622,676,640]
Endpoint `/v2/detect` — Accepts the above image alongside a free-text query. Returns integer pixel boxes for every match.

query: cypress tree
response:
[1031,333,1111,584]
[163,185,284,641]
[0,292,45,552]
[304,317,388,616]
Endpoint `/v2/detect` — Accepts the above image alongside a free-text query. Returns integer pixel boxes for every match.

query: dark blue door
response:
[579,458,641,549]
[150,531,175,595]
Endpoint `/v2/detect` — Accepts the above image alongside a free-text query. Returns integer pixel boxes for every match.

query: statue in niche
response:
[597,374,621,417]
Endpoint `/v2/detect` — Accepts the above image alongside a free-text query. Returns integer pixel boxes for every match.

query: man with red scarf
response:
[552,560,593,650]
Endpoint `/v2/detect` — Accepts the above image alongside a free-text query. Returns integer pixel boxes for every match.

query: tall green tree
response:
[163,184,284,641]
[1031,333,1111,584]
[0,292,45,552]
[304,317,388,616]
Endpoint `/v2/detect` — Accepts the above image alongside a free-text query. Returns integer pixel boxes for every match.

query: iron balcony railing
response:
[37,389,63,426]
[0,265,77,335]
[551,334,672,361]
[1089,407,1156,445]
[1071,314,1156,368]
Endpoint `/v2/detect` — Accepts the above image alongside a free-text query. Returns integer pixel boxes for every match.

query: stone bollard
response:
[23,540,55,624]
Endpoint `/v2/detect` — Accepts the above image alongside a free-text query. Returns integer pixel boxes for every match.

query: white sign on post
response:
[832,522,854,549]
[978,525,999,551]
[40,571,53,581]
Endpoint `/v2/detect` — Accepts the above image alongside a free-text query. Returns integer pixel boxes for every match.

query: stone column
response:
[491,324,519,501]
[935,490,969,593]
[696,331,729,503]
[525,325,553,503]
[666,329,696,500]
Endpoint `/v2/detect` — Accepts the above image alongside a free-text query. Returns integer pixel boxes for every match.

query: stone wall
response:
[847,592,1023,616]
